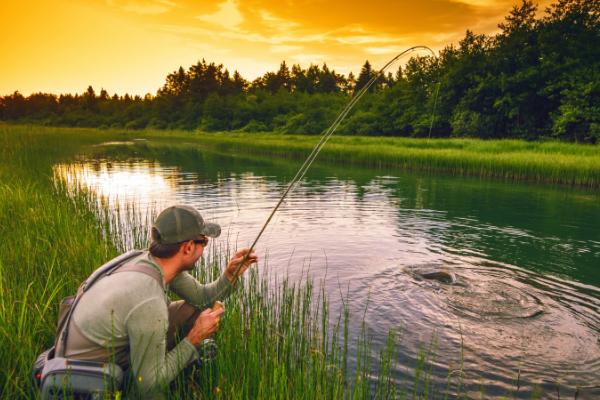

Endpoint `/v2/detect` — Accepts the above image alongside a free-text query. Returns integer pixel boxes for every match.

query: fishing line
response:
[428,81,441,139]
[211,45,438,302]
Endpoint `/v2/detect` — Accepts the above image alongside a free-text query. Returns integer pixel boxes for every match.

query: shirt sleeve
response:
[169,271,234,308]
[125,296,198,398]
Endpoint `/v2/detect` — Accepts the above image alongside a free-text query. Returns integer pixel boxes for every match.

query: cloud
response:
[334,34,399,45]
[96,0,556,82]
[239,0,490,36]
[196,0,244,28]
[291,53,327,64]
[453,0,508,8]
[258,9,300,31]
[108,0,554,43]
[366,46,407,55]
[271,44,303,53]
[146,0,531,58]
[106,0,175,15]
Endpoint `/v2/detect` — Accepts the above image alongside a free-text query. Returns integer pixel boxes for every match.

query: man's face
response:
[182,235,208,270]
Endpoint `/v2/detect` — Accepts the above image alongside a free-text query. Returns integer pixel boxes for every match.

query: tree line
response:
[1,0,598,142]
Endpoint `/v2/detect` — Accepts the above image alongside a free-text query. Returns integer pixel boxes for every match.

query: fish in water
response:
[417,270,456,284]
[406,264,458,285]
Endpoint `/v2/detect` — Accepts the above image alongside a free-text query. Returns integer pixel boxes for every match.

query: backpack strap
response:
[82,250,144,291]
[56,250,144,357]
[111,263,164,289]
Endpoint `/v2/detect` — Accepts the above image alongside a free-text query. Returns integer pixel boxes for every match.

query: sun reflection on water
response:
[53,160,179,212]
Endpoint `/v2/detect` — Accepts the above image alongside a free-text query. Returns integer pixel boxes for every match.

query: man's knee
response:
[166,301,201,350]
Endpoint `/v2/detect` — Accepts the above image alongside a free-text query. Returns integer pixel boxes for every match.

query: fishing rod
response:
[213,45,438,300]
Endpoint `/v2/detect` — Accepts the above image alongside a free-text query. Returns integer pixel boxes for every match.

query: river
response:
[53,141,600,399]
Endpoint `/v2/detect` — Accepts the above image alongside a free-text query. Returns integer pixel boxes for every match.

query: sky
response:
[0,0,552,97]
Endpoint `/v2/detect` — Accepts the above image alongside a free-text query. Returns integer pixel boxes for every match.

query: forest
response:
[1,0,598,142]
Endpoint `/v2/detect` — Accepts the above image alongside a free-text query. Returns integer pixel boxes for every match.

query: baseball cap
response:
[153,205,221,244]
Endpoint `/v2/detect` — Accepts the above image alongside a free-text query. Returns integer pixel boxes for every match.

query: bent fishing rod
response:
[208,46,438,305]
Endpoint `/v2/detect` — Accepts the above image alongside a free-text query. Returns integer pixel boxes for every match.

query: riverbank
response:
[5,123,600,188]
[0,125,440,399]
[149,131,600,189]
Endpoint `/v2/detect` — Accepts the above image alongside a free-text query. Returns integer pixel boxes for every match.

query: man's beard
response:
[184,259,199,271]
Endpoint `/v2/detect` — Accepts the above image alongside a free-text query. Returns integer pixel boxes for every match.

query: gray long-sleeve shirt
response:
[63,251,232,397]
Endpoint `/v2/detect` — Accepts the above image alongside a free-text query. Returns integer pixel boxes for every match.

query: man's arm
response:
[170,248,258,307]
[169,270,233,307]
[126,297,198,397]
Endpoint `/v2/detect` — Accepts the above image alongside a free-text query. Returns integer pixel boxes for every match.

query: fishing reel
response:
[198,338,218,364]
[196,301,222,366]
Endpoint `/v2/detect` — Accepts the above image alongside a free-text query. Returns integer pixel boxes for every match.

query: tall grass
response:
[0,125,121,397]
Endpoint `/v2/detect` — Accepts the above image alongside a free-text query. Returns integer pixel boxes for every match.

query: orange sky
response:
[0,0,551,96]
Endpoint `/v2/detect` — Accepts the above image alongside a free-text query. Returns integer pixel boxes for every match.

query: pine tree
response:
[354,61,377,93]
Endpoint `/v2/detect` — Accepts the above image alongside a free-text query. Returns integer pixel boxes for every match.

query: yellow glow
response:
[197,0,244,28]
[1,0,552,96]
[53,160,179,216]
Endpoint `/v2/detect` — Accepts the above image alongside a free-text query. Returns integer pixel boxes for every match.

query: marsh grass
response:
[7,123,600,188]
[0,124,577,399]
[0,125,121,397]
[0,124,445,398]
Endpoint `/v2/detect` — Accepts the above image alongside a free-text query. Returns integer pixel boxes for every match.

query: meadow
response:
[136,129,600,189]
[2,123,593,398]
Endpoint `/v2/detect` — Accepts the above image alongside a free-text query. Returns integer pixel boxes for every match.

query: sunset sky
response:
[1,0,551,97]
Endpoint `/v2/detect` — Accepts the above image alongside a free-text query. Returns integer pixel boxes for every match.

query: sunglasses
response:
[192,237,209,246]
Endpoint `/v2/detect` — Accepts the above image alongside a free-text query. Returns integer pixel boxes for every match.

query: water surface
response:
[54,143,600,398]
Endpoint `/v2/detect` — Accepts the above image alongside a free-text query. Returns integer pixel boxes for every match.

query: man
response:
[55,205,257,397]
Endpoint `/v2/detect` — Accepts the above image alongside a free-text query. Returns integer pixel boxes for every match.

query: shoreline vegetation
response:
[0,126,570,398]
[6,124,600,189]
[144,130,600,189]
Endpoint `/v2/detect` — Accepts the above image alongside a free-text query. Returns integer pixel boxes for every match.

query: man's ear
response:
[180,240,194,256]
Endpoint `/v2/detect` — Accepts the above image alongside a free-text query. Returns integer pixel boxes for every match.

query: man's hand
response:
[186,307,224,347]
[225,248,258,283]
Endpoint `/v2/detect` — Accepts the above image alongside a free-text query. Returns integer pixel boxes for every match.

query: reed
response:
[0,125,119,398]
